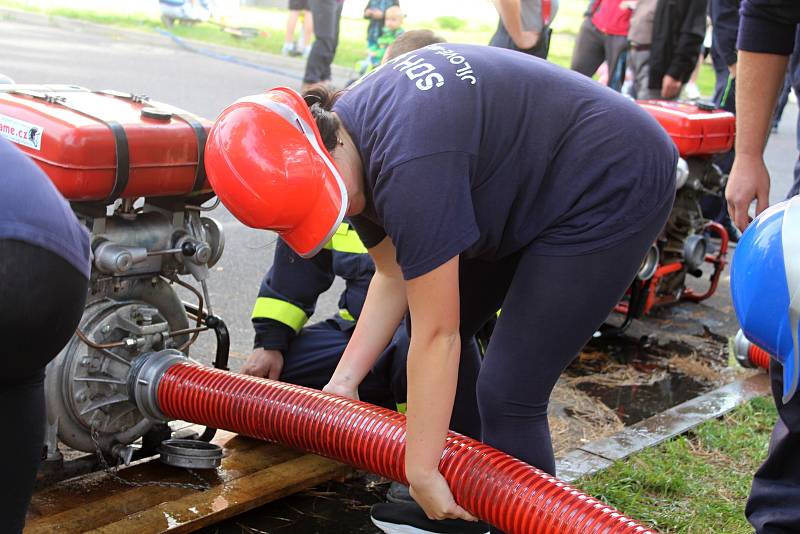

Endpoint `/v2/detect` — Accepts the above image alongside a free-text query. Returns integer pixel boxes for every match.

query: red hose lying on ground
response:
[156,362,655,534]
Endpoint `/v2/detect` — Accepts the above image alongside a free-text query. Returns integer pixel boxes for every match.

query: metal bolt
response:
[101,325,112,334]
[76,392,87,403]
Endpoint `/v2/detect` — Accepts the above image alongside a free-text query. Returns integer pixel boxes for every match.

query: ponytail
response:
[303,85,345,152]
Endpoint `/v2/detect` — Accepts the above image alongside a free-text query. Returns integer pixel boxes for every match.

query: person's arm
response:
[726,0,800,230]
[404,255,477,522]
[324,236,408,398]
[493,0,541,49]
[662,0,708,98]
[726,51,788,229]
[244,239,335,378]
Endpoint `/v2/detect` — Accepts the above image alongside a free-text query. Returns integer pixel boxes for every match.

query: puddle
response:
[568,336,722,426]
[199,476,387,534]
[573,372,710,425]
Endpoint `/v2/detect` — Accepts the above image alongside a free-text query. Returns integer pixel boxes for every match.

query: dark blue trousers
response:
[460,197,672,534]
[0,240,88,534]
[747,360,800,533]
[746,32,800,534]
[788,32,800,199]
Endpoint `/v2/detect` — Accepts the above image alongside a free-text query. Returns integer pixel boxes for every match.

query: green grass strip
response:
[577,395,776,534]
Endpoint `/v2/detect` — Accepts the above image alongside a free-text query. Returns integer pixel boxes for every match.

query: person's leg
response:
[701,75,736,227]
[710,46,729,103]
[328,0,343,76]
[788,34,800,199]
[301,9,314,56]
[476,198,672,478]
[570,18,607,78]
[605,35,629,91]
[285,9,300,47]
[628,48,651,99]
[303,0,338,85]
[746,359,800,534]
[0,240,88,533]
[684,52,703,99]
[772,73,792,132]
[0,372,45,534]
[452,254,521,440]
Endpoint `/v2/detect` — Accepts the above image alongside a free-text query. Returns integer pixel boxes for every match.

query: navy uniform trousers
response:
[746,29,800,533]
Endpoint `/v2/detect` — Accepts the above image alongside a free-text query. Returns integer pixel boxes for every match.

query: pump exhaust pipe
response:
[130,350,655,534]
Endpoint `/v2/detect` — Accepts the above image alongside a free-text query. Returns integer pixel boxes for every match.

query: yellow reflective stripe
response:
[338,308,356,322]
[396,402,407,414]
[251,297,308,333]
[323,223,368,254]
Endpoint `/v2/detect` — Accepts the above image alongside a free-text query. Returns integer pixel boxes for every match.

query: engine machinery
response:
[0,85,228,476]
[609,100,736,333]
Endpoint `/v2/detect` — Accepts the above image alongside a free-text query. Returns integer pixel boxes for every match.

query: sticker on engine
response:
[0,114,43,151]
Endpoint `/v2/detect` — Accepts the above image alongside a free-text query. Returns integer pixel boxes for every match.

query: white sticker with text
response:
[0,114,44,150]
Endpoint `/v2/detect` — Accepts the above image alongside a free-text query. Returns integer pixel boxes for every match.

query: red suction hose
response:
[148,359,654,534]
[747,344,771,370]
[734,329,773,371]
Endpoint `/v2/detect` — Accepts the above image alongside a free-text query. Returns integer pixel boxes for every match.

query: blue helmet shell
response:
[731,197,800,403]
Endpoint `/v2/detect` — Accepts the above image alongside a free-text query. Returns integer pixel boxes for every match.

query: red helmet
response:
[205,87,348,258]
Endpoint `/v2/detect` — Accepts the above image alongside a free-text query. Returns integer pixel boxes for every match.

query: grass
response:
[576,395,777,534]
[0,0,717,97]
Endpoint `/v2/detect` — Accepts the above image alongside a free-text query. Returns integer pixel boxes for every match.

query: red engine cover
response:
[0,86,212,202]
[637,100,735,157]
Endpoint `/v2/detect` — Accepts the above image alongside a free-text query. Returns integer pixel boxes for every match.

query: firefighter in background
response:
[241,222,483,505]
[242,222,405,408]
[241,220,481,433]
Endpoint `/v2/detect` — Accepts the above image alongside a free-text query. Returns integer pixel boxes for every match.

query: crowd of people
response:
[5,1,800,534]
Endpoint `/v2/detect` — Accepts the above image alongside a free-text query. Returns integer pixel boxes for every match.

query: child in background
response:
[364,0,399,49]
[372,7,404,65]
[283,0,313,58]
[357,5,404,74]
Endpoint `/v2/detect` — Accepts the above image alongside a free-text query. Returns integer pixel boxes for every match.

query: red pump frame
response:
[615,221,729,318]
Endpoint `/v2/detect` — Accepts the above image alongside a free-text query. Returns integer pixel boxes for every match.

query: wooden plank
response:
[28,431,252,517]
[25,434,321,533]
[89,454,351,533]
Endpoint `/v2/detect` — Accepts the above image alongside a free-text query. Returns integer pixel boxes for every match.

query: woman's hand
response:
[408,469,478,522]
[322,380,360,401]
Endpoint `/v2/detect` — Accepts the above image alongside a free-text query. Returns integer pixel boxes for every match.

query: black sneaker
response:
[370,502,490,534]
[386,481,415,504]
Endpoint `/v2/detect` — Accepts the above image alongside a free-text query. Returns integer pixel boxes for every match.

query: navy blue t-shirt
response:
[334,44,677,280]
[0,137,90,278]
